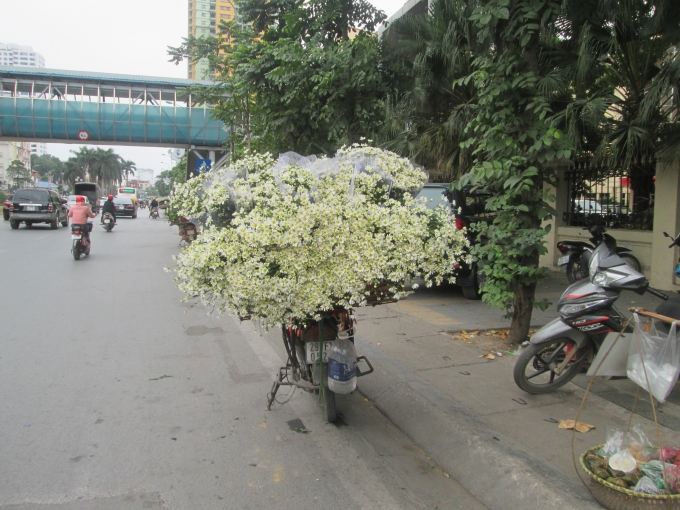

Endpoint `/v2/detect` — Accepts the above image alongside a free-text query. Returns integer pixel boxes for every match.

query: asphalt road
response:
[0,214,486,510]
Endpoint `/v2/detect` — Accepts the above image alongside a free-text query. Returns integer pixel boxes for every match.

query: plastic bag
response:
[641,460,670,490]
[634,476,666,494]
[600,429,625,457]
[626,425,654,463]
[666,465,680,493]
[627,314,680,403]
[654,447,680,463]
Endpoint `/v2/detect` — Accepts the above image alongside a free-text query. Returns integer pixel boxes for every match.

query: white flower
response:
[171,148,469,328]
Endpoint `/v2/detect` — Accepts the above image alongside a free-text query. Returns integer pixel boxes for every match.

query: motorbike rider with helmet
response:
[68,196,96,245]
[101,194,117,224]
[149,197,159,217]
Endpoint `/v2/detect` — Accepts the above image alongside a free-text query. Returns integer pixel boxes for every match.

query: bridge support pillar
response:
[187,146,229,180]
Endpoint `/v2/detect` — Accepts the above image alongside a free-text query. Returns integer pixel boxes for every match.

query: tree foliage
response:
[155,154,187,196]
[31,154,65,182]
[6,159,32,187]
[168,0,388,158]
[379,0,482,181]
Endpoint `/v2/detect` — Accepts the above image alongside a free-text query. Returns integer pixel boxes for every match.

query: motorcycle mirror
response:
[664,231,671,238]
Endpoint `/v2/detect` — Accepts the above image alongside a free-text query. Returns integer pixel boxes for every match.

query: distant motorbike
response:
[71,223,92,260]
[557,223,642,283]
[140,202,147,210]
[101,212,115,232]
[170,217,199,245]
[150,207,159,219]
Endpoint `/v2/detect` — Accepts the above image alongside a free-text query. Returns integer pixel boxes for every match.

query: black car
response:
[9,188,69,230]
[113,197,138,218]
[415,183,495,300]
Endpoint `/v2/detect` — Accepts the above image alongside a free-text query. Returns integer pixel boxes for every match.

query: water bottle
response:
[327,332,357,394]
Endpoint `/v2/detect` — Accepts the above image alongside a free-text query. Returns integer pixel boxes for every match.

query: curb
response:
[355,336,601,510]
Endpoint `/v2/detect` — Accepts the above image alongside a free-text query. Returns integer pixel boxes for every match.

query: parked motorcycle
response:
[101,212,115,232]
[557,223,642,283]
[266,308,374,423]
[177,218,198,244]
[71,223,92,260]
[150,207,159,219]
[514,230,680,394]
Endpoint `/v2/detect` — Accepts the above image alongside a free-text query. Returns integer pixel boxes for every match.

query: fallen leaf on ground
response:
[558,420,595,433]
[479,353,496,360]
[443,472,450,478]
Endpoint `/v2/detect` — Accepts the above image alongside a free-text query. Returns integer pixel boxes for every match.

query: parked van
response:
[74,182,102,214]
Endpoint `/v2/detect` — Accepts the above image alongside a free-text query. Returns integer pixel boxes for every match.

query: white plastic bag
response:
[627,314,680,403]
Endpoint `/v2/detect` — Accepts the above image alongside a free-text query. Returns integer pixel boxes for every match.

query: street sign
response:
[77,130,89,141]
[195,159,211,175]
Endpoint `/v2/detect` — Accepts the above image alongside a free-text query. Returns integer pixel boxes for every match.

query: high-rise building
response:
[0,42,46,68]
[188,0,236,79]
[377,0,429,37]
[30,142,46,157]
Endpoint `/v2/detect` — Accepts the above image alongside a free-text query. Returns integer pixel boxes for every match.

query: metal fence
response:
[563,160,655,231]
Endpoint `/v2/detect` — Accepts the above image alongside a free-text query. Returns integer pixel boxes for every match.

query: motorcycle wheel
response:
[73,242,81,261]
[619,252,642,274]
[513,338,591,394]
[106,223,113,232]
[566,257,588,284]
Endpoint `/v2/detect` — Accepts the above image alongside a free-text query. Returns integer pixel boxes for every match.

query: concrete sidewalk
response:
[350,271,680,510]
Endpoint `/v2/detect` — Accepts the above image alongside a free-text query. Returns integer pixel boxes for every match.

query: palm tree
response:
[120,159,137,186]
[557,0,680,211]
[378,0,482,181]
[93,149,122,194]
[63,159,85,188]
[70,147,98,183]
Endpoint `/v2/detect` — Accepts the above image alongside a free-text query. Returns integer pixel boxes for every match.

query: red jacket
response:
[68,203,96,224]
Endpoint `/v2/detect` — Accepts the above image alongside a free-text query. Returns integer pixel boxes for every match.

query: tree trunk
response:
[506,18,546,345]
[508,279,536,344]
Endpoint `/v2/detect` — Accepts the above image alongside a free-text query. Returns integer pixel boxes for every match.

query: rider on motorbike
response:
[101,194,117,224]
[68,196,96,245]
[150,198,159,217]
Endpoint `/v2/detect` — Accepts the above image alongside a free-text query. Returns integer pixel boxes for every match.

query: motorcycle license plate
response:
[186,228,195,236]
[72,235,81,240]
[558,255,570,266]
[104,219,111,223]
[305,341,334,363]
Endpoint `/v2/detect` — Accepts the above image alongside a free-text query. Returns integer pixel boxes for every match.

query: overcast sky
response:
[1,1,402,177]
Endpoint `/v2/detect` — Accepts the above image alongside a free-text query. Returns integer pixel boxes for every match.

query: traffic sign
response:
[77,130,90,141]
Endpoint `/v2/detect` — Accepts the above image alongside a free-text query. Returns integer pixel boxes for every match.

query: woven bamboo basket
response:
[580,445,680,509]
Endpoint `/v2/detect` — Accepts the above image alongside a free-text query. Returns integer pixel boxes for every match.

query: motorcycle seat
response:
[654,297,680,334]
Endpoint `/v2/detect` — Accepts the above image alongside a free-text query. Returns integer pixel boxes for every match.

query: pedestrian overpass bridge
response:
[0,66,228,170]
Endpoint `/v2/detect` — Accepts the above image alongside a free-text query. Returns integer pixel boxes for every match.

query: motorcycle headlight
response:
[559,299,609,317]
[593,271,625,287]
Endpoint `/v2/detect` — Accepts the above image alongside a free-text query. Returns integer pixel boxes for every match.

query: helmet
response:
[107,194,114,200]
[76,196,85,203]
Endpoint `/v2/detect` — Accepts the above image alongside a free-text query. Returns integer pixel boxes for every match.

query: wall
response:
[540,158,680,292]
